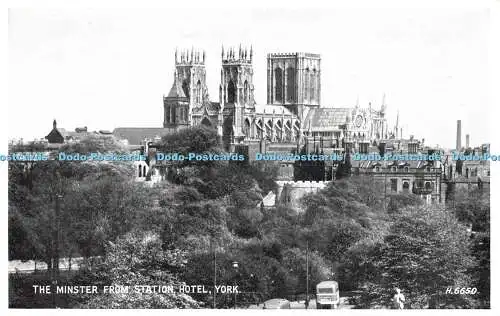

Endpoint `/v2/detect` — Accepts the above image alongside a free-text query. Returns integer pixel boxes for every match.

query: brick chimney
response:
[456,120,462,151]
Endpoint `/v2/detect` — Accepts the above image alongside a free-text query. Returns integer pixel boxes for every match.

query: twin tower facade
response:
[163,46,321,148]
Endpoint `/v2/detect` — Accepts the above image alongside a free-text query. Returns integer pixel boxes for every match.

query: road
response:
[248,297,355,309]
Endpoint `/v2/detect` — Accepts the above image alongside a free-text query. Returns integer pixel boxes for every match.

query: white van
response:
[316,281,340,309]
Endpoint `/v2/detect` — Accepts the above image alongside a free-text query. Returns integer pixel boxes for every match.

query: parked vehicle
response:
[316,281,340,309]
[262,298,291,309]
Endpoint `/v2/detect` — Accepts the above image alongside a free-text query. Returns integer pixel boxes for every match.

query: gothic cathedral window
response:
[311,69,317,103]
[244,80,249,104]
[243,118,251,137]
[196,81,202,104]
[275,68,283,103]
[304,68,310,103]
[182,80,190,98]
[287,67,295,102]
[228,80,236,103]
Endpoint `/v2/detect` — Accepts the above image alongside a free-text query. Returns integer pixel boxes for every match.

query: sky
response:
[8,6,493,149]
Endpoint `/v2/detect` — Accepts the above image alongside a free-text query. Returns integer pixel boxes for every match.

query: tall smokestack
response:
[466,134,470,148]
[456,120,462,151]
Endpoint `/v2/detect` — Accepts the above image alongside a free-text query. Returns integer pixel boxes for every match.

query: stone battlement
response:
[267,52,321,59]
[276,180,330,188]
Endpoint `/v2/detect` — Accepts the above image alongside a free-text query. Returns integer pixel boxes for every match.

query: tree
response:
[8,134,136,263]
[363,206,477,308]
[81,231,200,308]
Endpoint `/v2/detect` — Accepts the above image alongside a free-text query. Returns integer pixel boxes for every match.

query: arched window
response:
[275,68,283,103]
[227,80,236,103]
[165,106,170,123]
[138,165,142,177]
[403,181,410,192]
[182,80,190,98]
[243,118,251,137]
[244,80,249,104]
[311,69,316,102]
[143,166,147,177]
[304,68,310,102]
[196,80,202,103]
[286,67,295,102]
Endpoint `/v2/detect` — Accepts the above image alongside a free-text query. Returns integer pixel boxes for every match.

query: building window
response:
[404,166,409,173]
[304,68,310,102]
[375,166,380,172]
[196,80,202,103]
[390,179,398,192]
[360,143,368,154]
[165,106,170,123]
[287,67,295,102]
[227,80,236,103]
[403,181,410,193]
[243,119,251,137]
[391,166,397,172]
[425,181,432,191]
[182,80,190,98]
[244,80,249,104]
[138,165,142,177]
[311,69,316,102]
[275,68,283,103]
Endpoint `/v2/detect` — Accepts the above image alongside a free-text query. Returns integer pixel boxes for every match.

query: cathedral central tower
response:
[267,53,321,120]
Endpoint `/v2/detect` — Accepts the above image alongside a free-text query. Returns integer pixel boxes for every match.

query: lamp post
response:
[232,261,239,309]
[51,194,63,308]
[305,240,309,309]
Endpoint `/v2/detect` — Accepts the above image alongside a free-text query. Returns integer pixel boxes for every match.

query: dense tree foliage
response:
[8,128,490,309]
[80,231,199,308]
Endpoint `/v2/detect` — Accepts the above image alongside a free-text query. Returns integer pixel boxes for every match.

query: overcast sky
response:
[8,7,492,148]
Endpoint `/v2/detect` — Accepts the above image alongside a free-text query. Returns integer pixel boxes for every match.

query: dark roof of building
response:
[113,127,173,145]
[45,128,64,142]
[304,108,350,131]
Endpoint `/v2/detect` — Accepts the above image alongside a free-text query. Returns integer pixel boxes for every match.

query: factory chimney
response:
[466,134,470,149]
[456,120,462,151]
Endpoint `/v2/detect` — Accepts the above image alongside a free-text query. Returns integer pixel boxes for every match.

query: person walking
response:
[392,288,405,309]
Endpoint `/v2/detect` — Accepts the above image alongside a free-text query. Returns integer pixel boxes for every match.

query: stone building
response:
[162,46,390,159]
[110,45,401,184]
